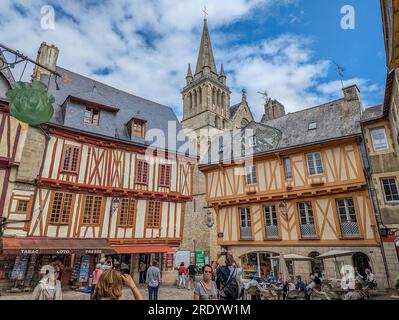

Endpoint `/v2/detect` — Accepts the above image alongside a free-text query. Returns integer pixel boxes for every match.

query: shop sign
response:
[20,249,39,254]
[85,249,103,254]
[166,253,174,270]
[56,250,70,254]
[195,250,205,267]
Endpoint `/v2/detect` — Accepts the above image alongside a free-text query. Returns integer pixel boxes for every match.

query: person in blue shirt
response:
[266,272,277,283]
[295,275,306,291]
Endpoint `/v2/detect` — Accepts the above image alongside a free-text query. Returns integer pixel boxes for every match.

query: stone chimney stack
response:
[263,98,286,121]
[31,42,59,81]
[342,84,361,102]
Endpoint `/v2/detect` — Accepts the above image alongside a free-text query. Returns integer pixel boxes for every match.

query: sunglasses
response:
[204,270,212,274]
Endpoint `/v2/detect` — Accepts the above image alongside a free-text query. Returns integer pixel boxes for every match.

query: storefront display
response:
[78,255,90,283]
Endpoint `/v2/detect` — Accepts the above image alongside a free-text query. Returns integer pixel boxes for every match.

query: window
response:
[159,164,171,187]
[119,198,136,227]
[16,200,29,214]
[83,195,103,225]
[83,107,100,126]
[298,202,317,238]
[50,192,73,224]
[308,122,317,130]
[147,201,161,227]
[336,198,360,238]
[370,128,388,152]
[245,165,257,185]
[283,157,292,180]
[381,177,399,202]
[264,205,278,240]
[131,119,146,138]
[248,136,257,147]
[136,160,149,185]
[239,207,252,240]
[62,145,81,173]
[306,152,324,175]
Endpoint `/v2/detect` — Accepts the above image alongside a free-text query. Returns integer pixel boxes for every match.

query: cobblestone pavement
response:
[0,285,194,300]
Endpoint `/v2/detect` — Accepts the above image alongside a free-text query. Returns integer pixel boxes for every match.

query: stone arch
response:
[241,118,249,128]
[352,252,371,279]
[193,89,197,108]
[212,87,216,108]
[189,92,193,109]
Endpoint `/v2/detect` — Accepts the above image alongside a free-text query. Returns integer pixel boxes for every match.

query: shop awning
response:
[112,245,176,254]
[0,237,115,255]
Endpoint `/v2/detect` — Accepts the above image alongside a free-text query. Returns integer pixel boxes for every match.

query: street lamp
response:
[205,209,214,228]
[279,201,288,221]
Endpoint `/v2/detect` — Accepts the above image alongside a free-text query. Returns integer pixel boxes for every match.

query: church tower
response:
[181,18,231,134]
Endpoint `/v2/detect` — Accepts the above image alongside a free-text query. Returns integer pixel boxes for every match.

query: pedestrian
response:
[365,268,377,290]
[194,264,218,300]
[32,265,63,300]
[139,261,147,285]
[178,262,188,289]
[212,251,242,300]
[93,269,143,300]
[146,260,161,300]
[343,281,366,300]
[188,261,197,290]
[99,257,112,272]
[305,273,321,300]
[91,263,103,300]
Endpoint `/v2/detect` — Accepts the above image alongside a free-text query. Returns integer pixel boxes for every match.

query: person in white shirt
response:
[365,268,377,289]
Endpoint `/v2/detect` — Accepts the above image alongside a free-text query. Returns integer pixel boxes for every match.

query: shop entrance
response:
[353,252,370,279]
[240,252,279,280]
[138,253,161,271]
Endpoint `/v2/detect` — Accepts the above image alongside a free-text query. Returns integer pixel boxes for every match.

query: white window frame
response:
[264,205,277,226]
[370,127,389,152]
[245,165,257,185]
[298,202,314,225]
[239,207,251,228]
[336,198,357,223]
[306,152,324,176]
[381,177,399,203]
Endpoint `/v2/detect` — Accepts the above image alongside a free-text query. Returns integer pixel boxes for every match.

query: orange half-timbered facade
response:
[200,85,389,287]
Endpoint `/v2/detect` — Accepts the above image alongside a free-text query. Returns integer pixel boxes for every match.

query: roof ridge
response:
[56,66,173,111]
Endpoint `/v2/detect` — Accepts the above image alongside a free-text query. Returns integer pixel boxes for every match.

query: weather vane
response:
[202,5,208,20]
[332,60,345,88]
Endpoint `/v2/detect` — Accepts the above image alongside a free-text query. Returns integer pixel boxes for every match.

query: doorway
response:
[353,252,370,279]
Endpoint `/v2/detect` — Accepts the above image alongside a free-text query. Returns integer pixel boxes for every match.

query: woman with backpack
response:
[194,265,218,300]
[212,252,242,300]
[178,262,188,289]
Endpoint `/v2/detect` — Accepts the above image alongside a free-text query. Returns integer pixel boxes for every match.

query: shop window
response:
[159,164,171,187]
[245,165,257,185]
[136,160,149,185]
[119,198,136,227]
[83,195,103,225]
[50,192,73,224]
[381,177,399,202]
[306,152,324,176]
[61,145,81,173]
[146,201,161,228]
[83,107,100,126]
[370,127,388,152]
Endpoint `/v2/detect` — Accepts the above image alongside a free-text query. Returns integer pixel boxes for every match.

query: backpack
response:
[216,266,239,300]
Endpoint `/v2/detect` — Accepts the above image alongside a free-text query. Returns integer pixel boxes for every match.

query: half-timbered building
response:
[200,85,390,287]
[0,43,194,288]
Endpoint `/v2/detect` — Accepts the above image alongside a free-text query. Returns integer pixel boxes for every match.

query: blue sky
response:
[0,0,387,120]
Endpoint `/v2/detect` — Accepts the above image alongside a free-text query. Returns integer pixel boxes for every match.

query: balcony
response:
[300,223,317,239]
[240,227,252,240]
[340,221,360,238]
[265,225,279,240]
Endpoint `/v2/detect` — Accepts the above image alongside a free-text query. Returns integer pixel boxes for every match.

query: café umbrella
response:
[317,250,355,279]
[276,254,314,276]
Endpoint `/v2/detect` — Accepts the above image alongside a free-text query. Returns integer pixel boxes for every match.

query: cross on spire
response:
[202,5,208,20]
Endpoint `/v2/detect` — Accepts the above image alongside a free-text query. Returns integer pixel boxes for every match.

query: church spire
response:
[195,19,217,75]
[219,64,226,84]
[186,63,193,84]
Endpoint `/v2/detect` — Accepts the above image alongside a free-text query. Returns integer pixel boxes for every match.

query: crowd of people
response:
[29,253,378,301]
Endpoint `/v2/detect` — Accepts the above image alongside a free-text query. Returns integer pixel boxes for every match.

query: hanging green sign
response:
[6,81,55,125]
[195,250,205,267]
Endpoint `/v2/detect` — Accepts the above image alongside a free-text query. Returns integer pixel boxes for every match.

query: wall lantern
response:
[111,197,120,214]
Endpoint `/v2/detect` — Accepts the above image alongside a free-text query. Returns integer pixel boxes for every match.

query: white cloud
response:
[0,0,383,120]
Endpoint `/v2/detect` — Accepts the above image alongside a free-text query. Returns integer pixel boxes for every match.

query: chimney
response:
[263,98,286,121]
[342,84,361,103]
[31,42,59,81]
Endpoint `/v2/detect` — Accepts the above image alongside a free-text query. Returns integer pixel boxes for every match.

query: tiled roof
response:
[361,105,383,122]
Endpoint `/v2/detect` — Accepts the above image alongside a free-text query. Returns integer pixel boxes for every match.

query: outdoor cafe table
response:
[267,287,284,300]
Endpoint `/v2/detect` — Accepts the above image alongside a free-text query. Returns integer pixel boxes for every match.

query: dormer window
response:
[131,118,146,138]
[83,107,100,126]
[308,122,317,130]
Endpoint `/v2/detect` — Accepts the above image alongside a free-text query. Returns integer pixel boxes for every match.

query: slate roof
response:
[42,67,189,153]
[261,98,362,150]
[229,103,241,117]
[361,105,383,122]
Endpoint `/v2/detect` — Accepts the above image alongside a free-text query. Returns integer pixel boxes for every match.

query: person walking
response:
[91,263,103,299]
[178,262,188,289]
[32,265,63,300]
[93,269,143,300]
[188,261,197,290]
[146,260,161,300]
[194,265,218,300]
[212,251,242,300]
[139,261,147,286]
[365,268,377,290]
